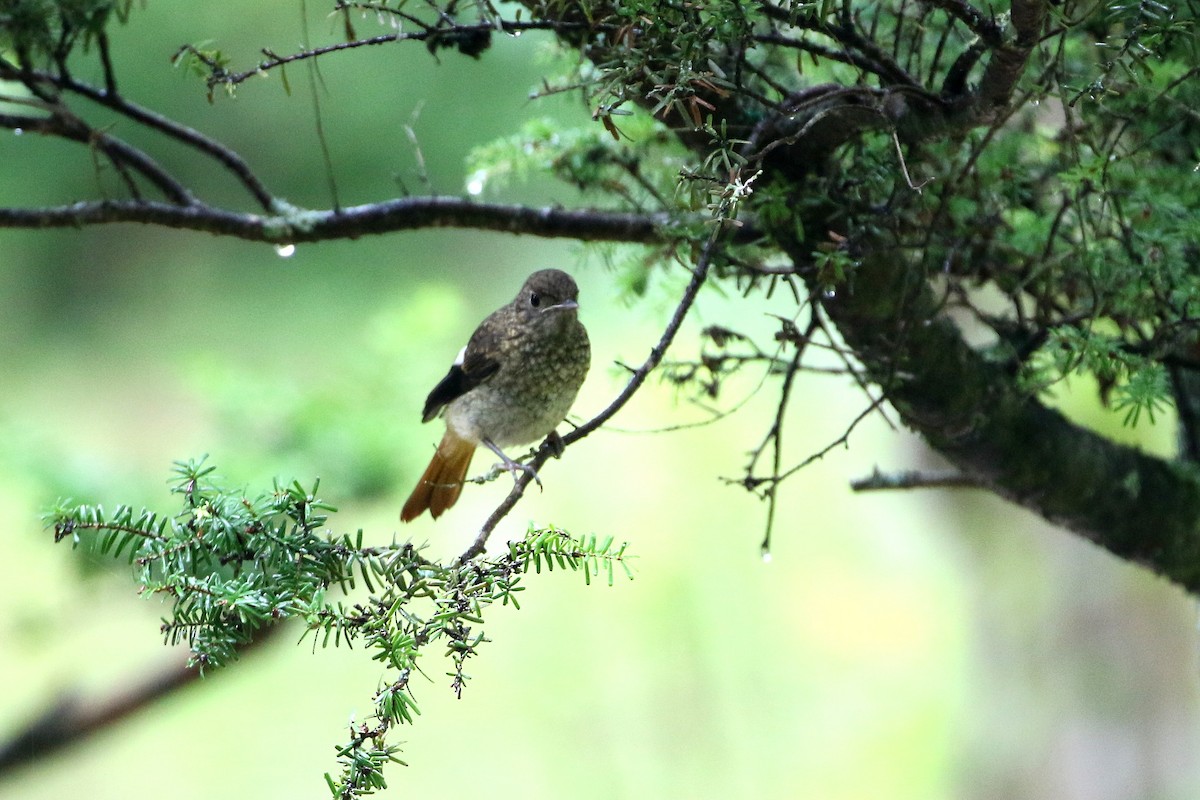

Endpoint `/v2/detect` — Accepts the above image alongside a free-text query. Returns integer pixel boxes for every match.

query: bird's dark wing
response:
[420,347,501,422]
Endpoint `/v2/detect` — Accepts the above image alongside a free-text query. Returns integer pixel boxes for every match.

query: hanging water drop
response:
[13,128,23,136]
[466,170,487,196]
[274,243,296,258]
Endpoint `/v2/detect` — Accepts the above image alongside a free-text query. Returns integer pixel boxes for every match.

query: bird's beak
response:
[544,299,579,313]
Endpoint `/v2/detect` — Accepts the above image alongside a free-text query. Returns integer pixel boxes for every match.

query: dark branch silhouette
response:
[0,626,280,775]
[0,197,739,244]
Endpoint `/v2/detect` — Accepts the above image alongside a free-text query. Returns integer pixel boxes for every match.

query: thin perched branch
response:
[457,233,722,564]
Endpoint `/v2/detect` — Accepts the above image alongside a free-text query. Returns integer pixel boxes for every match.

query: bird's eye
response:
[529,291,541,308]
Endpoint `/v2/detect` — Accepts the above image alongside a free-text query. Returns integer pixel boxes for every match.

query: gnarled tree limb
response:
[810,235,1200,591]
[0,197,733,244]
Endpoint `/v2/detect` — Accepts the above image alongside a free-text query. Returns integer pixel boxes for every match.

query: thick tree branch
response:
[973,0,1047,113]
[747,1,1050,159]
[739,0,1200,590]
[0,197,735,245]
[805,235,1200,593]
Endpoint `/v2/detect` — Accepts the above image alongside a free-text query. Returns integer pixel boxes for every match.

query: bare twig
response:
[752,31,900,80]
[0,63,277,211]
[300,0,341,213]
[810,308,899,432]
[0,109,195,205]
[891,130,933,192]
[764,393,890,486]
[758,326,807,555]
[215,20,616,87]
[850,467,985,492]
[401,103,432,194]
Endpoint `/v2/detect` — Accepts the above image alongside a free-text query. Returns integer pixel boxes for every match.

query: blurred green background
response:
[3,4,1200,799]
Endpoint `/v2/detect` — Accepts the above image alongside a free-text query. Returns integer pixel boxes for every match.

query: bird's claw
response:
[506,459,543,491]
[483,437,543,491]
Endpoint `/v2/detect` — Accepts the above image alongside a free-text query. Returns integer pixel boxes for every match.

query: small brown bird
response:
[400,269,591,521]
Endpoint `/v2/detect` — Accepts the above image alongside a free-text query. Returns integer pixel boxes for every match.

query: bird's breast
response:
[445,319,589,448]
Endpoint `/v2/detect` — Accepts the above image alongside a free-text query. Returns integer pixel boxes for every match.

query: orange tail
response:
[400,430,476,522]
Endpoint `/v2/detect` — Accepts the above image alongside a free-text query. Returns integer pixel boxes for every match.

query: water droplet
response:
[822,287,837,299]
[274,243,296,258]
[13,128,23,136]
[466,170,487,196]
[761,550,773,564]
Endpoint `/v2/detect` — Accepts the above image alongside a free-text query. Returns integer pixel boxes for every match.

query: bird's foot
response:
[483,438,543,490]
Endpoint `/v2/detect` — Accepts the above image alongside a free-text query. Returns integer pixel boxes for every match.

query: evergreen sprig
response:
[320,527,633,798]
[45,458,633,798]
